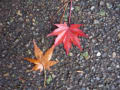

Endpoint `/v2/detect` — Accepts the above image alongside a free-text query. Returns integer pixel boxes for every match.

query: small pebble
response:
[75,6,80,11]
[69,52,73,56]
[100,1,104,6]
[96,77,100,80]
[26,70,31,73]
[99,84,104,87]
[30,13,33,17]
[118,33,120,39]
[31,27,35,30]
[18,17,24,21]
[33,22,36,25]
[8,64,12,68]
[17,10,22,16]
[3,73,9,77]
[51,74,56,78]
[94,20,99,24]
[41,37,44,43]
[106,3,112,9]
[32,18,35,22]
[92,39,96,43]
[11,74,15,78]
[102,53,107,58]
[96,52,101,56]
[27,50,32,55]
[116,65,120,68]
[112,52,116,58]
[71,7,74,11]
[91,6,95,11]
[0,22,3,26]
[99,10,106,16]
[26,18,30,22]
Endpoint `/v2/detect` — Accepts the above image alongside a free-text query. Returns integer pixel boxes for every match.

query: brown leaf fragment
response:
[24,40,58,72]
[76,70,84,73]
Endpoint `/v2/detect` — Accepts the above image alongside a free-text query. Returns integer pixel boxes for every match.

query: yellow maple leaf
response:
[24,40,58,72]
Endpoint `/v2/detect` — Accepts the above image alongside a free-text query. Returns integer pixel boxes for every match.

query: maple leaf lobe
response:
[33,39,43,59]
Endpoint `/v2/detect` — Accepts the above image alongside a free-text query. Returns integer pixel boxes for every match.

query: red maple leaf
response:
[47,22,88,55]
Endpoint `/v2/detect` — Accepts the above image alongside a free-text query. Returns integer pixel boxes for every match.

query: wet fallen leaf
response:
[47,22,88,55]
[24,40,58,72]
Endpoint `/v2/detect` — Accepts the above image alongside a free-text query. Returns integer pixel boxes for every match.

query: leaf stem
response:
[68,0,73,25]
[44,70,46,87]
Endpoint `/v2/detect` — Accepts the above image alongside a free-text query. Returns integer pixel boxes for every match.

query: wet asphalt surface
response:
[0,0,120,90]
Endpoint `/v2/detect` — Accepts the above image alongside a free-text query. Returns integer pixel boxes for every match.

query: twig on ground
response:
[50,0,70,24]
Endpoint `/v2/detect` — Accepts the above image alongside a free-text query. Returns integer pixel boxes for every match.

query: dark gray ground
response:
[0,0,120,90]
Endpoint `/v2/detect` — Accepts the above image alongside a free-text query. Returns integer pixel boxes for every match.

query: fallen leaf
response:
[47,22,88,55]
[24,40,58,72]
